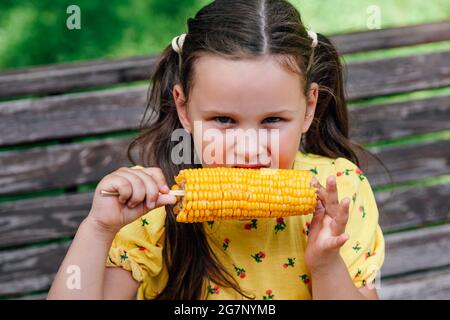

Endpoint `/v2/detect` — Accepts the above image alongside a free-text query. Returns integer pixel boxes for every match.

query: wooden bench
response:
[1,20,449,300]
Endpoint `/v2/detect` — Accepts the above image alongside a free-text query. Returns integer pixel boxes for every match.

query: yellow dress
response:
[106,151,385,300]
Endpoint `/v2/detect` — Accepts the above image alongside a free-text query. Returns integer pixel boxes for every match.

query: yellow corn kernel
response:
[171,167,317,223]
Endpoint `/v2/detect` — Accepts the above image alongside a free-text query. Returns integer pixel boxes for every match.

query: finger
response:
[324,233,349,251]
[122,168,162,209]
[140,167,171,193]
[105,175,133,205]
[324,175,339,218]
[330,197,350,236]
[155,194,178,207]
[112,170,146,208]
[311,177,327,204]
[309,199,325,233]
[124,168,177,208]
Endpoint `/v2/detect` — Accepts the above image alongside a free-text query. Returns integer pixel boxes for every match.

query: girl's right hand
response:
[86,166,178,235]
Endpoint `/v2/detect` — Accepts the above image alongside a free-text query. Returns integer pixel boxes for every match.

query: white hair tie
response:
[171,33,187,54]
[307,30,318,48]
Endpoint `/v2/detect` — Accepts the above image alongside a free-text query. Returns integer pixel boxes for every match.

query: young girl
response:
[48,0,384,300]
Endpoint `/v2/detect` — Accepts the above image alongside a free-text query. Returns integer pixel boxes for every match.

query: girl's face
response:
[173,54,318,169]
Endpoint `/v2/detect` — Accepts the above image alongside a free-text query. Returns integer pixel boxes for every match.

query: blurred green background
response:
[0,0,449,70]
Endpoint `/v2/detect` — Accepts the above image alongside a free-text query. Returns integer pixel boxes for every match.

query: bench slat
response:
[1,86,448,146]
[1,48,449,100]
[0,183,448,248]
[2,221,449,297]
[349,95,450,143]
[0,87,147,146]
[346,51,450,99]
[0,56,156,99]
[332,20,450,54]
[380,266,450,300]
[363,139,450,187]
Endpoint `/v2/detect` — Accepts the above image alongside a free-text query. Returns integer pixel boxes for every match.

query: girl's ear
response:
[173,84,192,134]
[301,82,319,134]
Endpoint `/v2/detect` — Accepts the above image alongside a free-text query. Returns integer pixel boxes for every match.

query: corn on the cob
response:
[171,167,317,223]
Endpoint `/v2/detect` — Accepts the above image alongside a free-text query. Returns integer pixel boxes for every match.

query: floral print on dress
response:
[141,218,149,226]
[355,167,366,181]
[222,238,231,250]
[233,264,246,279]
[336,168,353,177]
[263,290,274,300]
[283,258,296,268]
[365,250,376,260]
[352,192,357,204]
[120,251,128,262]
[303,222,311,236]
[244,219,258,230]
[359,205,367,218]
[251,251,266,263]
[208,284,220,295]
[274,217,286,234]
[352,241,362,253]
[299,274,310,284]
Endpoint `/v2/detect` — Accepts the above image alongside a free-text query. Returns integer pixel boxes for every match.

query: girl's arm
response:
[310,252,378,299]
[47,166,177,299]
[47,217,139,299]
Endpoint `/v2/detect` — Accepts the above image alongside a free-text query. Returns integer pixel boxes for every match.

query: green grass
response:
[0,0,449,69]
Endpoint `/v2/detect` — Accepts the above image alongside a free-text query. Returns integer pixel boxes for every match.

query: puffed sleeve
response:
[106,204,167,284]
[334,157,385,289]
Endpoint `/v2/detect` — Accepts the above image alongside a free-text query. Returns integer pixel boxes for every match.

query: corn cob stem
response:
[100,189,185,197]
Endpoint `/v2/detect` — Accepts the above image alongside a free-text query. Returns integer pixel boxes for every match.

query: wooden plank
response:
[382,224,450,278]
[0,138,132,195]
[363,139,450,187]
[0,56,156,99]
[1,87,448,146]
[1,137,448,195]
[376,183,450,233]
[1,22,449,98]
[1,183,449,248]
[380,266,450,300]
[0,51,450,100]
[0,242,70,296]
[346,51,450,99]
[0,86,148,146]
[12,292,48,300]
[0,87,147,146]
[2,222,449,298]
[331,20,450,54]
[349,95,450,144]
[0,193,92,247]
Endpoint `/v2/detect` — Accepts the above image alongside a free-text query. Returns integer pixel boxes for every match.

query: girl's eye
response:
[214,116,233,124]
[263,117,282,123]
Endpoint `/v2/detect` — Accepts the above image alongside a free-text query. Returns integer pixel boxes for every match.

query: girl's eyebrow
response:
[199,108,296,116]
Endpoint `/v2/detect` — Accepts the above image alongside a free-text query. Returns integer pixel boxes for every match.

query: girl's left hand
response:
[304,175,351,273]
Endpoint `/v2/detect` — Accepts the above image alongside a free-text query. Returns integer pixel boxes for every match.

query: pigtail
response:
[301,33,366,166]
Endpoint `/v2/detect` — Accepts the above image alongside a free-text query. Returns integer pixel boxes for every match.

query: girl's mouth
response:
[232,164,268,169]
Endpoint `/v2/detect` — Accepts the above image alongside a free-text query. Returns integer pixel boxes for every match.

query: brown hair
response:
[127,0,389,300]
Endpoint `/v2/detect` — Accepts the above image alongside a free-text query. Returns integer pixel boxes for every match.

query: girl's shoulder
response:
[294,151,364,184]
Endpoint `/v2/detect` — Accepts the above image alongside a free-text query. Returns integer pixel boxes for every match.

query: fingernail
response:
[162,185,169,193]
